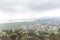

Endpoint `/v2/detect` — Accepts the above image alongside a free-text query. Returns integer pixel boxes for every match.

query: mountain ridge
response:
[0,17,60,30]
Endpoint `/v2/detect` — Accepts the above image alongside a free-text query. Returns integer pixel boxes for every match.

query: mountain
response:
[0,17,60,30]
[36,17,60,24]
[0,21,35,30]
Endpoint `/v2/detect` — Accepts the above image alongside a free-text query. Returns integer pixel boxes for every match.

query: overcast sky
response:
[0,0,60,23]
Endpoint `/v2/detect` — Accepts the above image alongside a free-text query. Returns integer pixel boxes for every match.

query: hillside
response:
[0,17,60,30]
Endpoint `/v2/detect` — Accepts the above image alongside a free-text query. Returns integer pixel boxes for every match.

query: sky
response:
[0,0,60,23]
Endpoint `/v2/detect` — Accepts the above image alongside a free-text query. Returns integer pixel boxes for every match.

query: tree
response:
[49,33,57,40]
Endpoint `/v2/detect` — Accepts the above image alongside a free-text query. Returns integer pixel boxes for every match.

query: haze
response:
[0,0,60,23]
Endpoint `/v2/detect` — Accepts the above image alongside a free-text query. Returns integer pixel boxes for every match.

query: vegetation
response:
[0,28,60,40]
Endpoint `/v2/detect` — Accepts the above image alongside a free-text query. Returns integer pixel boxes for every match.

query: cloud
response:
[0,0,60,12]
[0,0,60,23]
[44,8,60,17]
[29,0,60,11]
[0,7,60,23]
[0,0,34,12]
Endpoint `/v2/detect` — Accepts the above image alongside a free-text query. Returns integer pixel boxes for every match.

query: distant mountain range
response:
[36,17,60,24]
[8,17,60,23]
[0,17,60,30]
